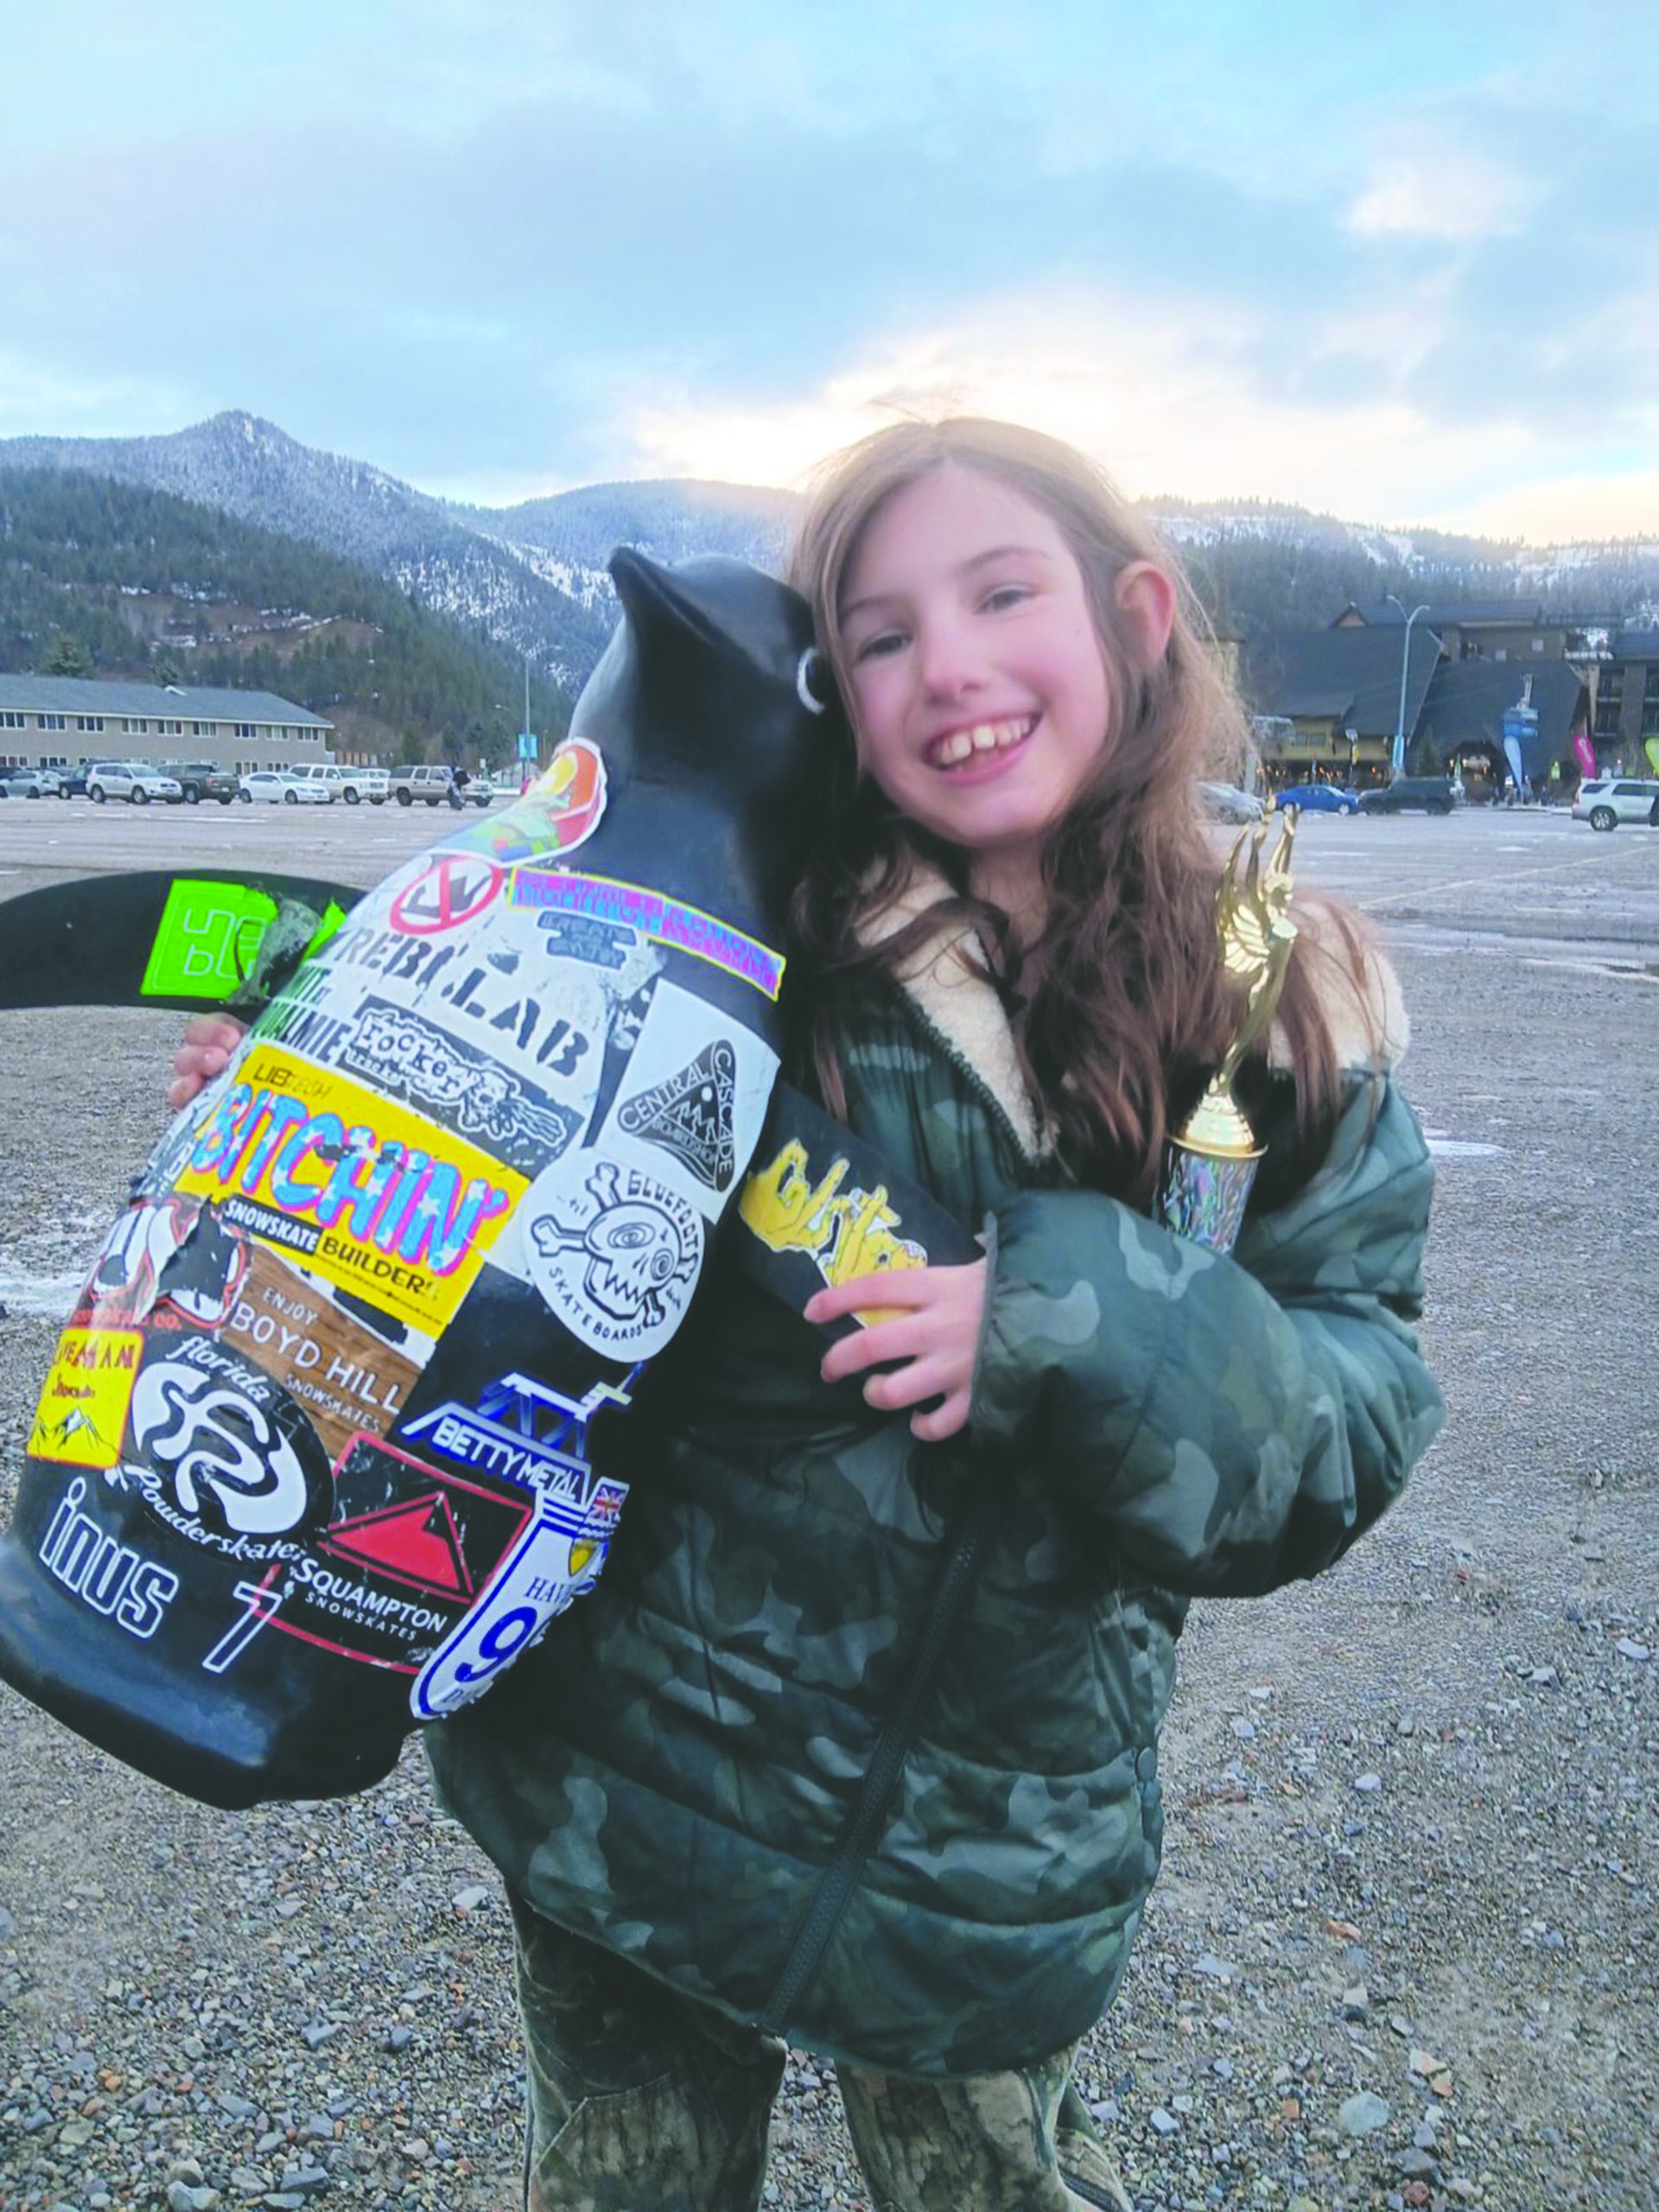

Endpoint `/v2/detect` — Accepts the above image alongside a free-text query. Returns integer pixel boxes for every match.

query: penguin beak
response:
[608,547,722,652]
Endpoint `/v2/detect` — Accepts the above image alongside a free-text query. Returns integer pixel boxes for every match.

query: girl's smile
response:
[923,712,1039,772]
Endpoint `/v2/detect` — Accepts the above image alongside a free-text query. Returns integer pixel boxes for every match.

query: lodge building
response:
[0,677,333,773]
[1236,599,1656,791]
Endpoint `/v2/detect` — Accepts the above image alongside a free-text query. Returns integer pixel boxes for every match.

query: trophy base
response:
[1160,1136,1262,1255]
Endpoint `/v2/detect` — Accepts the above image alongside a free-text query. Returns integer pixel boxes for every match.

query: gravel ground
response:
[1,805,1655,2209]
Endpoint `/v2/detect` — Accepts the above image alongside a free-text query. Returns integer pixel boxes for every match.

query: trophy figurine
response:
[1161,807,1300,1254]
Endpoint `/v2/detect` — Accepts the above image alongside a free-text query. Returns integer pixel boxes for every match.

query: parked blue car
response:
[1274,782,1363,816]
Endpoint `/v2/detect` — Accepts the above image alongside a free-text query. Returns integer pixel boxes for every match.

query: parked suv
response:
[1572,777,1659,831]
[294,761,390,805]
[391,763,489,807]
[86,760,184,804]
[0,765,52,798]
[1358,775,1456,817]
[161,760,238,805]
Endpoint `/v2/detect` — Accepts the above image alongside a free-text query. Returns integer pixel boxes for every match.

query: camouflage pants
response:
[510,1895,1128,2211]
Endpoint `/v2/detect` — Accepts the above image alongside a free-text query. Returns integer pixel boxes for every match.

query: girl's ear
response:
[1114,562,1177,667]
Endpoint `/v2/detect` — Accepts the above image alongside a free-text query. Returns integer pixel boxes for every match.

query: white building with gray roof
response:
[0,677,333,772]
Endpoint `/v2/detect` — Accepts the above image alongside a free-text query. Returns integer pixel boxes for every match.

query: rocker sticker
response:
[334,996,585,1175]
[519,1154,704,1358]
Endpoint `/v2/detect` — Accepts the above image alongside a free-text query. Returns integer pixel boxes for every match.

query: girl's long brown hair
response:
[784,417,1378,1209]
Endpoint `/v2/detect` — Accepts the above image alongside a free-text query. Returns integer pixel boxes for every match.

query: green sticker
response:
[140,879,281,1000]
[302,899,348,963]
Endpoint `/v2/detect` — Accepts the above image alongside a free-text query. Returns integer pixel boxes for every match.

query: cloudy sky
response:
[3,0,1651,542]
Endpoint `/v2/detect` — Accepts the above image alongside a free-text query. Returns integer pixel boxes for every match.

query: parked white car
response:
[86,760,183,804]
[239,771,332,807]
[292,761,390,805]
[1572,777,1659,830]
[0,765,54,798]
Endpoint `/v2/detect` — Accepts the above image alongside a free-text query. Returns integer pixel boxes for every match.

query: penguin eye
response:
[796,647,830,716]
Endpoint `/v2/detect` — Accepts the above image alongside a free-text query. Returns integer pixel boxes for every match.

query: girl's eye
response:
[982,584,1031,613]
[851,630,906,664]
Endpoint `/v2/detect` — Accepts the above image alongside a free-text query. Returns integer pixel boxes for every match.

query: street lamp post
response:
[1386,595,1430,779]
[521,650,534,794]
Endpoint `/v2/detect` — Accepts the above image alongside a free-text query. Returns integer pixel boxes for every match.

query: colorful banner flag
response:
[1574,732,1598,779]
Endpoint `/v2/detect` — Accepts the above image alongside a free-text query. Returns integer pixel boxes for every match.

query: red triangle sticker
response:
[321,1493,475,1599]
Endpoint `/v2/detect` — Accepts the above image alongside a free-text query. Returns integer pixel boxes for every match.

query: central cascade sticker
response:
[521,1153,704,1358]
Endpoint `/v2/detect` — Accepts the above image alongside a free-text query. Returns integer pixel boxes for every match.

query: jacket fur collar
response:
[859,861,1410,1167]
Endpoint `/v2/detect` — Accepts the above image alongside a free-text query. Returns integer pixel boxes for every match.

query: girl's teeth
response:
[933,719,1028,767]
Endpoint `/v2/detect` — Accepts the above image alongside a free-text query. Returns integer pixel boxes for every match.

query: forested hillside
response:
[0,469,571,761]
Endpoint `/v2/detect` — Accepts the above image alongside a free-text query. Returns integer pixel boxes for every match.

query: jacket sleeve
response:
[969,1076,1445,1596]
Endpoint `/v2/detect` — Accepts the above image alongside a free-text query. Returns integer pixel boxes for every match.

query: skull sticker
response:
[523,1156,703,1357]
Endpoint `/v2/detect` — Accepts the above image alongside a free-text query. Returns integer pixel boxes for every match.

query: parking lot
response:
[0,800,1656,2209]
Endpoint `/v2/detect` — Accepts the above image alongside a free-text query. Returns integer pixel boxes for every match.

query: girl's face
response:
[836,463,1118,865]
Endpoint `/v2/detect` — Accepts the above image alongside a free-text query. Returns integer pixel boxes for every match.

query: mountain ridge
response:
[3,411,1655,681]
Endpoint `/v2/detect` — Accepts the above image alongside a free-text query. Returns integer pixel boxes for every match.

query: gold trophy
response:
[1160,808,1300,1253]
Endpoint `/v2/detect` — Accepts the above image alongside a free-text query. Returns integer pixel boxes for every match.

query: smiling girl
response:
[176,419,1444,2211]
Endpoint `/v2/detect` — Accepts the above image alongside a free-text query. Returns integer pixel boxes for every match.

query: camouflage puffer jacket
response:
[427,919,1444,2079]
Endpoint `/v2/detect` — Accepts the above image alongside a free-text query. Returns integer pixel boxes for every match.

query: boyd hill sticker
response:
[520,1153,703,1359]
[223,1242,422,1464]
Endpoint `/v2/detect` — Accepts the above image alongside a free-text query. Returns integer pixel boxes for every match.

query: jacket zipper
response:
[760,1472,998,2032]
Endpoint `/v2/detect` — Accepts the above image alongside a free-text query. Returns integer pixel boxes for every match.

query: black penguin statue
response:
[0,550,839,1808]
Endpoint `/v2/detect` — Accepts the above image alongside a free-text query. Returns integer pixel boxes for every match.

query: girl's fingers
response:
[168,1015,246,1109]
[859,1357,956,1414]
[910,1391,971,1443]
[819,1316,932,1382]
[182,1014,245,1052]
[803,1271,934,1325]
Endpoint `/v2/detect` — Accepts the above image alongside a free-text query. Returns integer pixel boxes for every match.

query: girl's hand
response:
[168,1014,247,1111]
[804,1257,989,1442]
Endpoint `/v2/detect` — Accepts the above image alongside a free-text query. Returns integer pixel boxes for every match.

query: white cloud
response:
[0,351,189,435]
[618,283,1583,531]
[1345,146,1541,242]
[1464,469,1659,545]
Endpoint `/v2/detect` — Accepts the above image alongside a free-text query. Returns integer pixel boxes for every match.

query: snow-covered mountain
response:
[0,412,615,685]
[3,412,1654,687]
